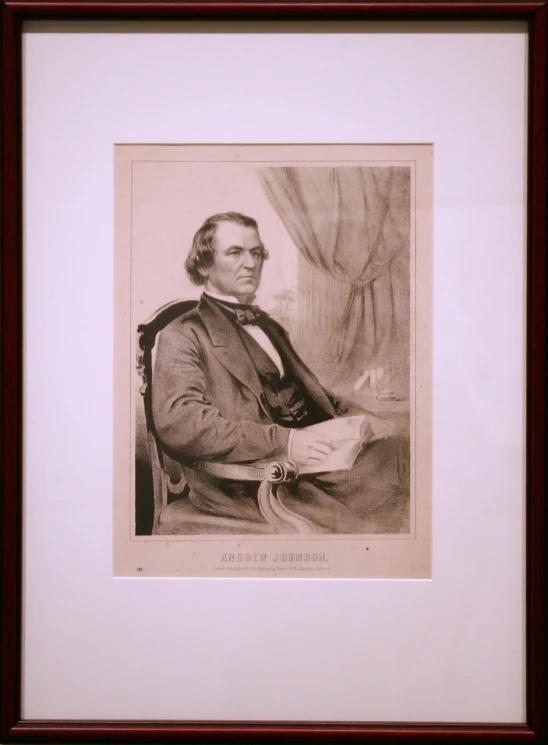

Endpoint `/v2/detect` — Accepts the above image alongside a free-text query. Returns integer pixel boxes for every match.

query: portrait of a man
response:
[150,211,409,535]
[115,144,432,577]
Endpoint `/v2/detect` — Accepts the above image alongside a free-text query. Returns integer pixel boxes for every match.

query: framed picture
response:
[1,1,546,742]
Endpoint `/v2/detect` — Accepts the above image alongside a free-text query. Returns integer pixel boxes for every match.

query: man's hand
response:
[290,430,333,467]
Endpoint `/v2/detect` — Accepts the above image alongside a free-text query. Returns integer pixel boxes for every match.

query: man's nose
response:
[242,251,259,268]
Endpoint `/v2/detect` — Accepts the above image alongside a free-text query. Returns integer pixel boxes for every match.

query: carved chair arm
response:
[187,458,315,535]
[187,458,297,484]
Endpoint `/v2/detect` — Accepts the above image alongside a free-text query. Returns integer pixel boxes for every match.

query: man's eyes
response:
[228,249,262,258]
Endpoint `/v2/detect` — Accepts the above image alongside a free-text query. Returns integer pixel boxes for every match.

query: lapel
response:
[197,295,266,405]
[198,294,337,418]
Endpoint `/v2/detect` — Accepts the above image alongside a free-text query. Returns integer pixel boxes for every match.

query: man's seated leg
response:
[313,435,410,516]
[282,435,410,534]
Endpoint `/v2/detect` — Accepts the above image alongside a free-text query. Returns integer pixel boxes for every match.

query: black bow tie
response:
[234,306,267,326]
[209,296,268,326]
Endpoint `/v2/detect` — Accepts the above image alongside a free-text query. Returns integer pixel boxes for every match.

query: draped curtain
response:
[260,167,410,387]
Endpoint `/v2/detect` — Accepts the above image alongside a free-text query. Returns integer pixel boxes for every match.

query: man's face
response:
[200,221,265,302]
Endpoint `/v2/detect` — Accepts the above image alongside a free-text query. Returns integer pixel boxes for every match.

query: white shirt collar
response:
[203,290,257,306]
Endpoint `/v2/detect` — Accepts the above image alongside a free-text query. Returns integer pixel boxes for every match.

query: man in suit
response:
[152,212,408,534]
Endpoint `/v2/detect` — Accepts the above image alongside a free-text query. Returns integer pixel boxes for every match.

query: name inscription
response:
[220,552,328,563]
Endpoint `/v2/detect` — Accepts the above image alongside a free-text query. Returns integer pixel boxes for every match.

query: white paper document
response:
[298,415,377,474]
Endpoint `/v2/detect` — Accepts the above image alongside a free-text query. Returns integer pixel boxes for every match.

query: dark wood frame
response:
[1,1,546,742]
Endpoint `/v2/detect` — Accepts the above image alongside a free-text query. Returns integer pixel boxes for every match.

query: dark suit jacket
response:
[152,294,356,463]
[151,294,359,524]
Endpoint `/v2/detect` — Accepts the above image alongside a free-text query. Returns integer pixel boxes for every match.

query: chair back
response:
[136,299,199,530]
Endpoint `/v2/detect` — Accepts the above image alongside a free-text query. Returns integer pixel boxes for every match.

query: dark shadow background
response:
[135,455,154,535]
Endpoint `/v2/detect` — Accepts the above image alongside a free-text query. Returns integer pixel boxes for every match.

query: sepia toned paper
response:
[113,144,432,578]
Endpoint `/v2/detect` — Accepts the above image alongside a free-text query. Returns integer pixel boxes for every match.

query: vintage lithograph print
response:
[114,144,432,577]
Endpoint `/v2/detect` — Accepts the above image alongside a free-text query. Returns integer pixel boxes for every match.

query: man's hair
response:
[185,212,269,286]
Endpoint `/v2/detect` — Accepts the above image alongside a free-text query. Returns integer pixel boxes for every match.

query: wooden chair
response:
[136,299,312,535]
